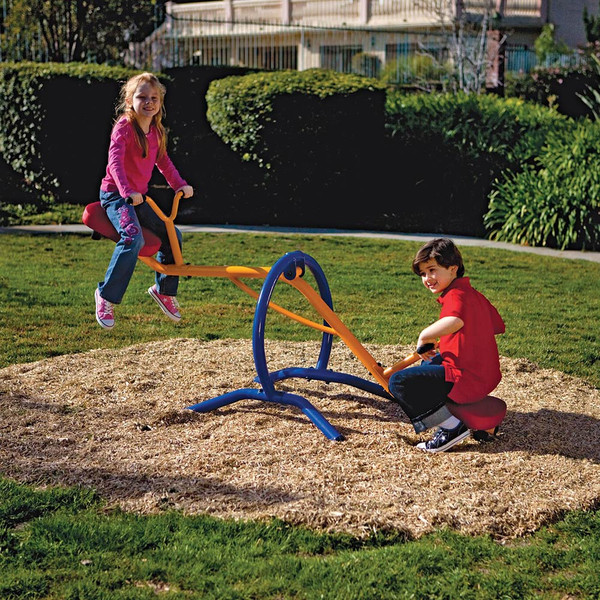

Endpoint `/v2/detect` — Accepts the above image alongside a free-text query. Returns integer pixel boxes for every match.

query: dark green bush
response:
[577,53,600,119]
[205,69,387,227]
[504,63,600,119]
[385,91,571,168]
[152,65,263,223]
[350,52,381,78]
[2,63,595,248]
[379,54,450,87]
[206,69,386,168]
[0,62,137,206]
[382,91,573,236]
[484,121,600,250]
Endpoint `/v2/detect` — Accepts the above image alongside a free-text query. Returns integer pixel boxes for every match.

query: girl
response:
[95,72,193,329]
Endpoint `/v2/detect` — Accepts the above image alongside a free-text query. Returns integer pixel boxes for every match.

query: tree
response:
[415,0,505,94]
[534,23,571,65]
[583,2,600,44]
[2,0,166,63]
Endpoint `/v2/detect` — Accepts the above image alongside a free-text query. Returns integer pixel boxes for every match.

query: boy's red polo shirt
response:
[437,277,505,404]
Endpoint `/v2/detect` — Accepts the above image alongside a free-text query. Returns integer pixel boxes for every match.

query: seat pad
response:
[82,202,161,257]
[448,395,507,431]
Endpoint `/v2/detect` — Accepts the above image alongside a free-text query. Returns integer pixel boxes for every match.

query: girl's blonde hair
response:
[117,72,167,159]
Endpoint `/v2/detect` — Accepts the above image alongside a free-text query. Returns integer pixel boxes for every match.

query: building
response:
[129,0,599,82]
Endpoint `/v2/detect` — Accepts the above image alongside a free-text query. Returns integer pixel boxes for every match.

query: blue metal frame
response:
[187,251,392,441]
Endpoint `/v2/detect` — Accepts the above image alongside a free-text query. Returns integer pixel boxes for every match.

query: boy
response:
[389,238,505,452]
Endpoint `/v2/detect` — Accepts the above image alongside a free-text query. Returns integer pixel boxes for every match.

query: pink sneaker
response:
[148,285,181,322]
[95,288,114,329]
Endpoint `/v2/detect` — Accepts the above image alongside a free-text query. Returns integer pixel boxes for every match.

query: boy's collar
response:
[438,276,471,299]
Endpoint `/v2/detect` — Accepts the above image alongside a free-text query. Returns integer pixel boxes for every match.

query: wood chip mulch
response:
[1,338,599,540]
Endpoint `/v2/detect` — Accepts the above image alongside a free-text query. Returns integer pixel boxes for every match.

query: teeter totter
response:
[83,192,506,441]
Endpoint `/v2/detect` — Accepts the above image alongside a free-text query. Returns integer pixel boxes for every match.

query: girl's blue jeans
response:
[97,190,182,304]
[388,354,454,433]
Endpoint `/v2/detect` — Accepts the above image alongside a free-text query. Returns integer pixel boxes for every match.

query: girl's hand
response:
[128,193,144,206]
[177,185,194,198]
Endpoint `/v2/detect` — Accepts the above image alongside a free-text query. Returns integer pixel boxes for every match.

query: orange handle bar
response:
[382,352,421,378]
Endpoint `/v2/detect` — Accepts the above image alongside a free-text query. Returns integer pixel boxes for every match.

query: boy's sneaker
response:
[472,427,500,443]
[95,288,114,329]
[148,285,181,322]
[417,422,470,453]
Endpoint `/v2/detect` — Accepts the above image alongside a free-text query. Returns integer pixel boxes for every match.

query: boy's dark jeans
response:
[388,354,454,433]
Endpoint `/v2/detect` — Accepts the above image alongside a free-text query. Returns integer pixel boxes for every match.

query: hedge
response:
[382,91,574,236]
[0,63,255,217]
[1,64,594,249]
[0,62,138,205]
[204,69,388,227]
[206,68,386,167]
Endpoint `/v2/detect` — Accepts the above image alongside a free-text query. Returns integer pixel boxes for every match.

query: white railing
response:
[463,0,542,16]
[166,0,545,28]
[126,0,550,76]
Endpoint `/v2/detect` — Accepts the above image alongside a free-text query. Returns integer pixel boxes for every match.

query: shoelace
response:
[163,296,179,310]
[98,298,114,319]
[431,428,445,442]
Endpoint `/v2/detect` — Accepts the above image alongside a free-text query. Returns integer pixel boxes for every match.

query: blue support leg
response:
[265,366,393,400]
[187,389,344,441]
[188,251,381,442]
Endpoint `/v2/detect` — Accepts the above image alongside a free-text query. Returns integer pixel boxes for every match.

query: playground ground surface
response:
[1,336,599,540]
[1,223,598,541]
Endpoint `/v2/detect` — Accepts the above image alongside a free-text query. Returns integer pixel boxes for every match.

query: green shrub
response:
[504,61,600,119]
[206,68,386,168]
[385,90,570,168]
[577,53,600,119]
[0,62,138,206]
[534,24,572,64]
[203,69,388,228]
[382,91,573,236]
[351,52,381,78]
[484,121,600,250]
[380,54,450,87]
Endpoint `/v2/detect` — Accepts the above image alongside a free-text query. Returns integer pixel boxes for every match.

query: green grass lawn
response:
[1,231,599,386]
[2,477,600,600]
[1,230,599,599]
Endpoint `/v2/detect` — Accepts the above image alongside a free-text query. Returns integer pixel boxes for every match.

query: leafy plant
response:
[484,121,600,250]
[534,24,572,64]
[351,52,381,78]
[380,53,450,89]
[583,1,600,44]
[577,52,600,119]
[206,69,385,167]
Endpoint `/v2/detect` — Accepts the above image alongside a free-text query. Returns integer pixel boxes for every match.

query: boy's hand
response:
[416,341,437,360]
[177,185,194,198]
[416,342,435,355]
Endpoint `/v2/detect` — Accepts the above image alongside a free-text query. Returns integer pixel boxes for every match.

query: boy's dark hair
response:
[412,238,465,277]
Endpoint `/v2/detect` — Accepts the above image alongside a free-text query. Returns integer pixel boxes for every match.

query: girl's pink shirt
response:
[101,117,187,199]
